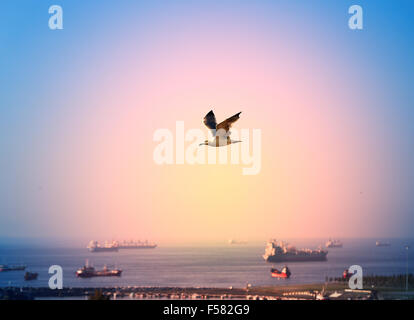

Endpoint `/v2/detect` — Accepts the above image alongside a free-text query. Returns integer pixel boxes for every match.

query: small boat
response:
[0,264,26,272]
[271,266,291,279]
[24,272,38,281]
[342,269,353,280]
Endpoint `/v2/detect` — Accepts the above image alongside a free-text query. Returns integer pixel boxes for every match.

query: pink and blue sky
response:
[0,1,413,244]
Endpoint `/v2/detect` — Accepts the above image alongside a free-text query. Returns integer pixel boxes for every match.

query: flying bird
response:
[200,110,242,147]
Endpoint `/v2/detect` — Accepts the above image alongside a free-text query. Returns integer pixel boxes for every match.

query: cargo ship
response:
[375,241,391,247]
[271,266,291,279]
[325,239,343,248]
[87,240,119,252]
[114,240,157,249]
[263,239,328,262]
[0,264,26,272]
[76,262,122,278]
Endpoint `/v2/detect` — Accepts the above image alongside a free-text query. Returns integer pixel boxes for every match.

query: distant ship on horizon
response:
[87,240,119,252]
[325,239,343,248]
[263,239,328,262]
[0,264,26,272]
[228,239,247,245]
[376,241,391,247]
[114,240,157,249]
[87,240,157,252]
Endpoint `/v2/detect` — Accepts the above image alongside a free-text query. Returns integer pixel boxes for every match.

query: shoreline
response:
[2,282,413,300]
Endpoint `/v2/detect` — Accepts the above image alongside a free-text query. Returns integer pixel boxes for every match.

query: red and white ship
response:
[271,266,291,279]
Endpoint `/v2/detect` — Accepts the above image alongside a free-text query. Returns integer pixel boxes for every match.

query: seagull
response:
[200,110,242,147]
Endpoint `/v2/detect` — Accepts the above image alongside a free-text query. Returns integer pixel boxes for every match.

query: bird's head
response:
[199,140,209,146]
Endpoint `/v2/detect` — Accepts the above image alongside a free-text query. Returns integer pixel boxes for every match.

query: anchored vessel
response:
[87,240,157,252]
[263,239,328,262]
[114,240,157,249]
[87,240,119,252]
[0,264,26,272]
[228,239,247,245]
[375,241,391,247]
[24,272,38,281]
[325,239,343,248]
[76,262,122,278]
[271,266,291,279]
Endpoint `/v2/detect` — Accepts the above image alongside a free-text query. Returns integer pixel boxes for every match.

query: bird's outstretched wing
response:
[216,112,241,137]
[203,110,217,136]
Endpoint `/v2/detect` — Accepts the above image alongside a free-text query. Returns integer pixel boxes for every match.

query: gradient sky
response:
[0,0,413,244]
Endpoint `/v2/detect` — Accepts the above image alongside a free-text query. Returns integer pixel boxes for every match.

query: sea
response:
[1,238,413,288]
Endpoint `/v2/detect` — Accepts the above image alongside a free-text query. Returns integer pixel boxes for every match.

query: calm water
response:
[1,239,413,288]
